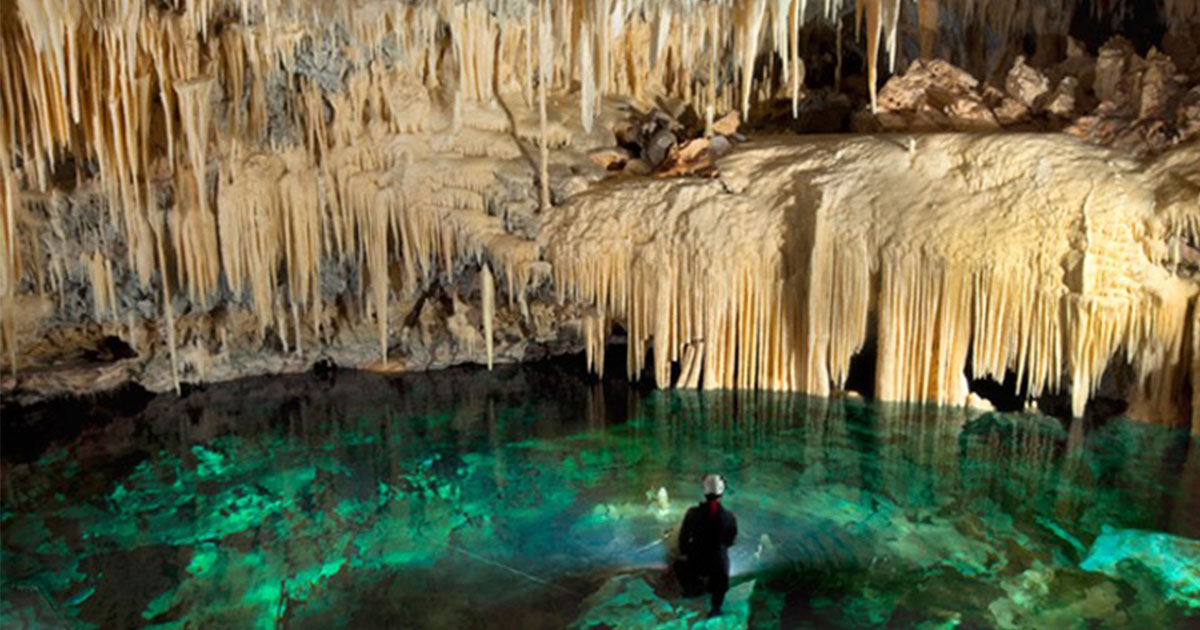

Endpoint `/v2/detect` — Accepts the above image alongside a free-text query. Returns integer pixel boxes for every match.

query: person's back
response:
[680,500,737,569]
[675,474,738,616]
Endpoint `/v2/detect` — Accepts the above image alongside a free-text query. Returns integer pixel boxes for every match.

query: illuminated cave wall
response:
[0,1,1198,429]
[545,134,1200,420]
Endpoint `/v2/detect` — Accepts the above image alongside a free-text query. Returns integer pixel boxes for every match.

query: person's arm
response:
[724,514,738,547]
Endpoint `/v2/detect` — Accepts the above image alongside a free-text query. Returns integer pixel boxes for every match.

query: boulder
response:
[588,147,631,171]
[1139,49,1178,119]
[646,129,678,167]
[1094,38,1135,105]
[1006,56,1051,110]
[712,111,740,136]
[1045,77,1079,117]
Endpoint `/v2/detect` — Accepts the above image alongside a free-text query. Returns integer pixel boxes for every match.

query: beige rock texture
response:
[1,0,1198,432]
[871,36,1200,158]
[543,134,1200,423]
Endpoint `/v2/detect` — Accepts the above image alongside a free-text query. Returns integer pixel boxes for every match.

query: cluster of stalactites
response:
[2,0,1196,386]
[0,0,554,381]
[545,136,1200,423]
[558,223,1197,423]
[2,0,1181,300]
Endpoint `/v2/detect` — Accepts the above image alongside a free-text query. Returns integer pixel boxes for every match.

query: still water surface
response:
[2,362,1198,628]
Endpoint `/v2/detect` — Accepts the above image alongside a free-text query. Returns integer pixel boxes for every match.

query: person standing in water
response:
[675,474,738,617]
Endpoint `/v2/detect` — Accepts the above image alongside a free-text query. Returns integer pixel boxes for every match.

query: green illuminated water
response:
[2,363,1198,629]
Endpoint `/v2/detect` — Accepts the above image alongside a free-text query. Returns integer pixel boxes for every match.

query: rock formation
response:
[0,1,1198,431]
[544,134,1199,422]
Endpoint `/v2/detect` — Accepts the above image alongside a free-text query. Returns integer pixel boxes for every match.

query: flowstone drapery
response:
[544,134,1200,422]
[1,1,1198,429]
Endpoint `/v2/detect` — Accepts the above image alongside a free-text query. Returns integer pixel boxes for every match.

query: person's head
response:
[702,474,725,501]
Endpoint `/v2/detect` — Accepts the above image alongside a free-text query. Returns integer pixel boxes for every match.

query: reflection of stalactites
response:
[1174,439,1200,538]
[585,382,606,431]
[962,413,1063,507]
[873,402,960,500]
[486,396,507,490]
[1054,416,1090,524]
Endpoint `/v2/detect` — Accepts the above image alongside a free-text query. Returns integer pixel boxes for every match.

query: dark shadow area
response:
[965,369,1028,413]
[843,337,878,400]
[0,383,155,463]
[1070,0,1168,55]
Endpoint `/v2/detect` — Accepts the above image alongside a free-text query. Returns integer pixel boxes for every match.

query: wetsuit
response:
[676,499,738,613]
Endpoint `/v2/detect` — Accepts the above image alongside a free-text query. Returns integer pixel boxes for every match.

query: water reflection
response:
[2,362,1197,629]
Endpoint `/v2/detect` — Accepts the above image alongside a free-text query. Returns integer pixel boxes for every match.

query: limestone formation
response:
[0,0,1197,432]
[543,134,1200,421]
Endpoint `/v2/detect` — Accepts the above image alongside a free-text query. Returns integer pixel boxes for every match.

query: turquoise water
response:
[2,363,1198,629]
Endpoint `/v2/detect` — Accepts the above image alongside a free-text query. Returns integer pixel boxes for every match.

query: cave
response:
[2,1,1199,628]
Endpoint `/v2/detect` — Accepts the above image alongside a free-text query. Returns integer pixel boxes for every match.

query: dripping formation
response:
[542,135,1200,426]
[0,0,1198,431]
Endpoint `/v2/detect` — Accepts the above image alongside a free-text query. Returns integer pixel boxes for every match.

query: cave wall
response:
[1,1,1198,429]
[543,134,1200,422]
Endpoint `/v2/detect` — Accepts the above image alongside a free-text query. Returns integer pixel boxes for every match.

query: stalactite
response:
[153,218,180,395]
[579,17,595,134]
[739,0,768,120]
[1,0,1196,423]
[789,0,804,117]
[482,262,495,370]
[544,135,1200,418]
[85,251,117,320]
[918,0,940,59]
[1192,303,1199,436]
[537,0,552,212]
[0,164,17,375]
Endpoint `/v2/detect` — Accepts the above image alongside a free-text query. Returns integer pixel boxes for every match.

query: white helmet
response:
[702,474,725,497]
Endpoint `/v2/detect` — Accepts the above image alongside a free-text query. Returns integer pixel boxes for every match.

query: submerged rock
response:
[987,563,1124,630]
[1080,526,1200,609]
[571,573,753,630]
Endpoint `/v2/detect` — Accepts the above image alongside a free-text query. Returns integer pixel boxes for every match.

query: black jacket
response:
[680,501,738,572]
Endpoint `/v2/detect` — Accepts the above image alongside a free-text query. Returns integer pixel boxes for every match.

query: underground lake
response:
[2,360,1198,629]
